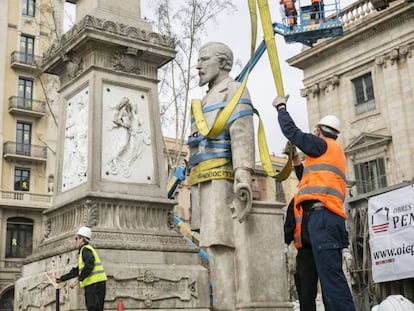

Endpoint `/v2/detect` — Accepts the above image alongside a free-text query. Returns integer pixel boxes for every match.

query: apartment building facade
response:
[0,1,63,309]
[288,0,414,308]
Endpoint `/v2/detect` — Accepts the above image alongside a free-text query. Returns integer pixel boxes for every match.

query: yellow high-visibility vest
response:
[78,244,107,288]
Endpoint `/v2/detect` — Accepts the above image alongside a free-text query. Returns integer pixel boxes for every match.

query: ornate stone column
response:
[14,2,209,310]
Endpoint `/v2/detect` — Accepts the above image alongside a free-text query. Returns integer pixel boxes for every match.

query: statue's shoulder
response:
[226,79,251,99]
[226,78,242,92]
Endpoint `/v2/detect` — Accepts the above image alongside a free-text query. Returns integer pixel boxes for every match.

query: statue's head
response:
[197,42,233,87]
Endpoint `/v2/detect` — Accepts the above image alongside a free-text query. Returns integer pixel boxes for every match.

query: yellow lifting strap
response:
[191,0,257,139]
[255,0,292,181]
[188,158,232,185]
[257,0,285,97]
[191,0,293,182]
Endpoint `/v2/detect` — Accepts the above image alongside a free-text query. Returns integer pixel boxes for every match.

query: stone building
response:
[287,0,414,309]
[0,0,63,309]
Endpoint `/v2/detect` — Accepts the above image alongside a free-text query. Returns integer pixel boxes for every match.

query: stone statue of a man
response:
[188,42,255,310]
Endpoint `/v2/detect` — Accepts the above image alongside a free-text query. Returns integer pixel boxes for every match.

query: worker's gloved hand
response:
[342,248,354,271]
[283,141,298,157]
[272,95,289,111]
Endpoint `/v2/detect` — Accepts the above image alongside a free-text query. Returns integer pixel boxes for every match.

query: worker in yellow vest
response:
[57,227,107,311]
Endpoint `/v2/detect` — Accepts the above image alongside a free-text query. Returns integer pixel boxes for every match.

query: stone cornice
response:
[300,41,414,96]
[43,14,176,62]
[288,1,414,72]
[300,74,340,98]
[375,42,414,67]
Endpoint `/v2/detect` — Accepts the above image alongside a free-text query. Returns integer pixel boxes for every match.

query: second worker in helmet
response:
[273,96,356,311]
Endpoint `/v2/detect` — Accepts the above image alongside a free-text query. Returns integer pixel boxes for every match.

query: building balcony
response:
[3,142,47,163]
[0,189,52,210]
[8,96,46,118]
[10,51,42,72]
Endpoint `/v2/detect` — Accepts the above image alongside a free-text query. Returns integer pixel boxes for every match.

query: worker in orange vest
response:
[274,96,356,311]
[280,0,298,27]
[311,0,325,20]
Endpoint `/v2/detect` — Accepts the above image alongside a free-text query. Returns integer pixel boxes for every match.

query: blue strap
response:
[187,135,204,146]
[187,133,230,147]
[191,98,253,124]
[188,152,232,168]
[199,140,231,149]
[203,98,252,113]
[227,109,253,124]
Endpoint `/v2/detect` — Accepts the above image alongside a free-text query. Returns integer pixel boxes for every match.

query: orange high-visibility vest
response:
[295,138,347,219]
[293,206,303,249]
[284,0,297,13]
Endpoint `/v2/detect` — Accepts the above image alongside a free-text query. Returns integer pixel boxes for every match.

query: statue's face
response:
[196,47,221,87]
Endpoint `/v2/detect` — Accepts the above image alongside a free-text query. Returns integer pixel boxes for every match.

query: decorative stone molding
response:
[106,270,198,307]
[112,48,142,75]
[63,51,84,80]
[44,198,174,238]
[375,43,414,68]
[44,218,51,239]
[83,199,99,227]
[301,83,320,98]
[375,55,385,66]
[399,44,412,58]
[17,281,69,310]
[43,14,176,61]
[302,75,340,97]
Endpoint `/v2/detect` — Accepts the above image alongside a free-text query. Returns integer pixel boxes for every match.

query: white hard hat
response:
[317,115,341,133]
[77,226,92,240]
[372,295,414,311]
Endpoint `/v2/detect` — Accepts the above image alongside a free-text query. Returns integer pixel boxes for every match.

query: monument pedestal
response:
[235,201,293,311]
[14,4,209,309]
[15,196,210,310]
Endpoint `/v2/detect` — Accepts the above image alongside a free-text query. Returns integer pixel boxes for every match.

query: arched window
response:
[0,287,14,311]
[6,217,33,258]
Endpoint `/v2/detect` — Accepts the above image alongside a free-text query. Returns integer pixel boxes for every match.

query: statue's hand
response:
[230,168,253,223]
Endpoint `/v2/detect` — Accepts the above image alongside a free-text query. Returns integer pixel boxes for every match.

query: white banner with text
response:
[368,185,414,283]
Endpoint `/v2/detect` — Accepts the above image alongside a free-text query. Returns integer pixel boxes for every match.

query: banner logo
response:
[371,207,389,234]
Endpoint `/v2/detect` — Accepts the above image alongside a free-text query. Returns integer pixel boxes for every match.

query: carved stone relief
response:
[82,200,99,227]
[112,48,141,75]
[62,87,89,192]
[106,269,198,308]
[102,84,153,183]
[63,52,84,81]
[17,263,70,311]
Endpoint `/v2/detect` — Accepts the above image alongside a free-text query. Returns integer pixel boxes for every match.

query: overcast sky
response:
[65,0,354,156]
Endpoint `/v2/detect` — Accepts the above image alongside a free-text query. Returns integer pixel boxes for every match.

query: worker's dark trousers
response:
[294,248,319,311]
[84,281,106,311]
[308,208,355,311]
